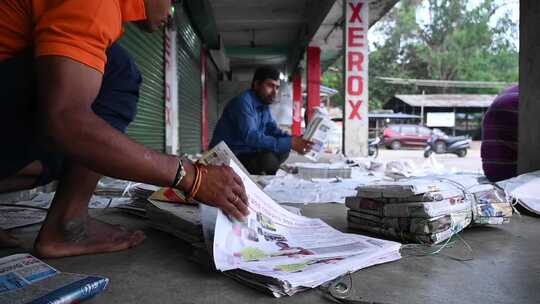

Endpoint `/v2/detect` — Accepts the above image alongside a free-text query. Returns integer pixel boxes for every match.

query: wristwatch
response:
[173,158,187,188]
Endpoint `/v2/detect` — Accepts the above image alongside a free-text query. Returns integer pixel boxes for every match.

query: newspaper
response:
[347,174,512,244]
[195,142,401,296]
[263,175,371,204]
[146,199,203,244]
[499,170,540,215]
[345,196,470,218]
[291,162,352,179]
[348,210,472,235]
[302,109,334,161]
[0,189,136,231]
[210,156,401,296]
[0,254,108,304]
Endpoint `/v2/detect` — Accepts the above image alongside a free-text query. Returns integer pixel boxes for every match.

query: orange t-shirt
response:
[0,0,146,73]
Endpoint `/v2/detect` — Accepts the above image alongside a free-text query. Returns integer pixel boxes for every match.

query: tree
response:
[366,0,518,107]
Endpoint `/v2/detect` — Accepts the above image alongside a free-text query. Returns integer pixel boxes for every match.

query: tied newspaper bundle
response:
[0,254,108,304]
[201,143,401,297]
[302,108,334,161]
[346,175,513,244]
[113,183,159,218]
[289,162,352,180]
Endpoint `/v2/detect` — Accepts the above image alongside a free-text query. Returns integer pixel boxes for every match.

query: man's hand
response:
[195,165,249,221]
[291,136,314,155]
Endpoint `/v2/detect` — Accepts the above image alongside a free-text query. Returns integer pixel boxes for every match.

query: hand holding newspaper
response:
[202,142,401,297]
[302,107,334,161]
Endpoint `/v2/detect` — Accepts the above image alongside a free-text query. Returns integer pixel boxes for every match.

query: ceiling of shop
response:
[207,0,400,77]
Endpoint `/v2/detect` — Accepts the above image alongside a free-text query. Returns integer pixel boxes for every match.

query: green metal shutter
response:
[119,23,165,152]
[207,58,219,139]
[177,7,202,154]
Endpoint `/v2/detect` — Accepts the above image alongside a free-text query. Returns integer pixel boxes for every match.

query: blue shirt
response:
[209,90,292,155]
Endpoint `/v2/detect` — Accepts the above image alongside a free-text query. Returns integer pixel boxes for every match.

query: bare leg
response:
[34,162,145,258]
[0,161,43,248]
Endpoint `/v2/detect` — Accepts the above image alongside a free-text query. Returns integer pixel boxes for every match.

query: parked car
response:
[382,124,434,149]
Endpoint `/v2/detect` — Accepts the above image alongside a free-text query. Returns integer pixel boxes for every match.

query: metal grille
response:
[119,23,165,152]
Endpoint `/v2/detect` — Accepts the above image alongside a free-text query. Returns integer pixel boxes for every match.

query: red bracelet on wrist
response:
[186,162,206,202]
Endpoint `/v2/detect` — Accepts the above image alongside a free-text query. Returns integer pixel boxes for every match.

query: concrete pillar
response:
[518,0,540,174]
[292,72,303,136]
[306,46,321,122]
[343,0,369,157]
[164,27,180,155]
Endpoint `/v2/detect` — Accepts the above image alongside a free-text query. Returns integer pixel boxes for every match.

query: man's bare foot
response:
[0,229,21,248]
[34,217,146,258]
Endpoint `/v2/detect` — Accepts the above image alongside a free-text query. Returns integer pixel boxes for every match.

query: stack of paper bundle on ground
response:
[115,183,159,218]
[112,142,401,297]
[146,199,203,244]
[94,177,131,196]
[346,175,513,244]
[199,143,401,297]
[294,163,352,179]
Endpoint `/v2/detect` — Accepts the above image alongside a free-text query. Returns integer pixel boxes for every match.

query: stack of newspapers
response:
[145,143,401,297]
[346,175,513,244]
[146,199,204,244]
[294,162,352,179]
[115,183,159,218]
[199,142,401,297]
[94,177,131,196]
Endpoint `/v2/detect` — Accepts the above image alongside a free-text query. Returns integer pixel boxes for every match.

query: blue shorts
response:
[0,44,141,185]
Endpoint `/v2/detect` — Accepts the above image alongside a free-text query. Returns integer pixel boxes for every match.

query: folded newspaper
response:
[499,170,540,215]
[200,142,401,297]
[302,108,334,161]
[0,254,108,304]
[347,175,512,244]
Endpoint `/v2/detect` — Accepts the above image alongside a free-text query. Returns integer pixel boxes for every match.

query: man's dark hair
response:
[252,66,280,85]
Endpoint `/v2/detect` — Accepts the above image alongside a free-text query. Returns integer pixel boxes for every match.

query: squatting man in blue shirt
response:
[210,67,314,175]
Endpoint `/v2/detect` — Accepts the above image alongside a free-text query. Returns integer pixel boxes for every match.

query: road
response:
[377,140,483,173]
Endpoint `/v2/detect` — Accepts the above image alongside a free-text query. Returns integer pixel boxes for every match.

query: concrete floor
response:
[3,143,539,303]
[2,204,540,304]
[377,141,483,173]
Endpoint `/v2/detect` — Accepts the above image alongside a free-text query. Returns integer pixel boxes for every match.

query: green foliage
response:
[321,57,345,108]
[323,0,519,110]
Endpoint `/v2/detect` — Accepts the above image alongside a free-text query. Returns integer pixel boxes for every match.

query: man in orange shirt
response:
[0,0,249,257]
